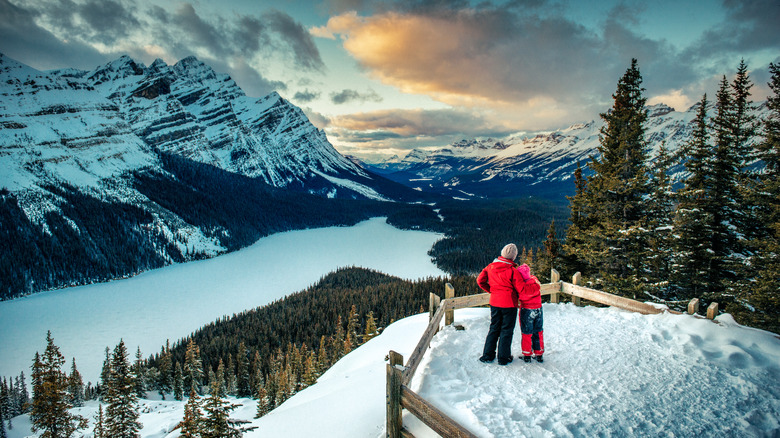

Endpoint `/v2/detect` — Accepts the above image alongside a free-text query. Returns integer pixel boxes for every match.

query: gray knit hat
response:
[501,243,518,261]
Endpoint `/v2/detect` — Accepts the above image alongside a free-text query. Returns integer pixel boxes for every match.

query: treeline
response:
[423,198,570,275]
[0,152,441,300]
[1,268,484,437]
[547,59,779,333]
[136,268,481,413]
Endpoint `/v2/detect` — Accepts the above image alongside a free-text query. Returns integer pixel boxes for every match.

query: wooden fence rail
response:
[386,270,719,437]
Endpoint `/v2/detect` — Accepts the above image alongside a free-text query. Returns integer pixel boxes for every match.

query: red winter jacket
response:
[476,257,523,308]
[516,264,542,309]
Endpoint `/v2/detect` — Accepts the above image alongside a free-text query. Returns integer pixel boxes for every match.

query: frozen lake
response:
[0,218,446,384]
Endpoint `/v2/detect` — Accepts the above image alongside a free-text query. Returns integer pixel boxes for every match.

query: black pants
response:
[482,306,518,362]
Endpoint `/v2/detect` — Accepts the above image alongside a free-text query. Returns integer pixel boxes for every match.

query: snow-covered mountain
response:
[0,52,397,198]
[365,102,768,201]
[0,53,425,298]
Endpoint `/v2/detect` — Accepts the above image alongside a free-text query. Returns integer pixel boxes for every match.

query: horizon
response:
[1,0,778,161]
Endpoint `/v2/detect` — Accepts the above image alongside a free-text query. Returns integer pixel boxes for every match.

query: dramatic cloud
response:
[294,89,322,103]
[330,108,512,138]
[1,0,324,95]
[330,88,383,104]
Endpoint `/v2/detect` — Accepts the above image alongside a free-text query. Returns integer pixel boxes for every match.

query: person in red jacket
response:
[516,263,544,362]
[476,243,525,365]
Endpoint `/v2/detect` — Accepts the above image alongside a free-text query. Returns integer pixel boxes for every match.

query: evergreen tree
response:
[104,340,141,438]
[0,402,6,438]
[173,362,184,401]
[180,388,202,438]
[739,62,780,332]
[201,360,242,438]
[236,342,251,398]
[673,94,716,300]
[346,305,360,351]
[99,347,111,401]
[66,359,84,408]
[29,331,88,438]
[14,372,29,415]
[645,143,677,298]
[157,342,173,399]
[254,380,270,419]
[317,335,329,373]
[133,347,146,399]
[184,339,204,395]
[363,311,379,343]
[536,220,561,282]
[580,58,651,297]
[562,163,591,276]
[710,74,744,293]
[93,404,106,438]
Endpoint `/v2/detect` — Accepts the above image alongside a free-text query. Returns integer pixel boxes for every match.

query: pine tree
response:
[157,341,173,400]
[235,342,251,398]
[672,94,716,300]
[580,58,650,297]
[346,305,360,351]
[562,163,591,277]
[104,340,141,438]
[739,62,780,332]
[99,347,111,401]
[29,331,88,438]
[93,404,106,438]
[180,388,202,438]
[710,74,743,293]
[0,402,6,438]
[133,347,145,399]
[173,362,184,401]
[201,359,242,438]
[536,220,560,282]
[645,143,677,298]
[363,311,379,343]
[254,380,270,419]
[66,359,84,408]
[184,339,204,395]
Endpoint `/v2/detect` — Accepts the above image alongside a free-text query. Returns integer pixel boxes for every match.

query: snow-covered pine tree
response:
[0,401,6,438]
[180,387,203,438]
[201,359,242,438]
[93,404,106,438]
[105,339,141,438]
[67,358,84,408]
[739,61,780,332]
[99,347,111,401]
[585,58,651,298]
[710,73,747,294]
[29,331,88,438]
[184,339,204,395]
[672,94,716,300]
[645,143,678,299]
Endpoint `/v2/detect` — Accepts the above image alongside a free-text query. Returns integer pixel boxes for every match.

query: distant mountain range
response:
[358,102,769,202]
[0,53,428,298]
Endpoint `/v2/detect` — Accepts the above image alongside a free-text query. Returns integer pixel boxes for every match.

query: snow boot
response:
[479,355,495,363]
[522,355,532,363]
[535,355,543,363]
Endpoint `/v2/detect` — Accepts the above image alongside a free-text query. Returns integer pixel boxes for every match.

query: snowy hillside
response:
[365,102,769,201]
[7,304,779,437]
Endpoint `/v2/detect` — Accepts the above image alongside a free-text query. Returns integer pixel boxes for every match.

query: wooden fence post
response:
[688,298,700,315]
[572,272,582,306]
[429,293,441,321]
[445,283,455,326]
[387,351,404,438]
[550,269,560,303]
[706,302,719,320]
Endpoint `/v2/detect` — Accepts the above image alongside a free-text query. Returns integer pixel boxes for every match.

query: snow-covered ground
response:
[7,304,780,437]
[0,218,445,385]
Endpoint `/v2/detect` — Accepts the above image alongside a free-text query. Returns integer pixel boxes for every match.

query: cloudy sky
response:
[1,0,779,160]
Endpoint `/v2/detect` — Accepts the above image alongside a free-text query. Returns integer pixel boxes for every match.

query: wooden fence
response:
[386,270,719,437]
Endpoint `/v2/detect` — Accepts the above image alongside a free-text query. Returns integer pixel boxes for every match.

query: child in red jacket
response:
[516,264,544,363]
